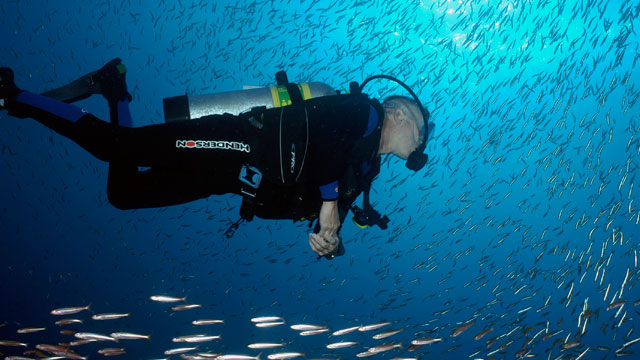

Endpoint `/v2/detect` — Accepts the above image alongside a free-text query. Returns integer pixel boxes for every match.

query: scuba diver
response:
[0,58,431,260]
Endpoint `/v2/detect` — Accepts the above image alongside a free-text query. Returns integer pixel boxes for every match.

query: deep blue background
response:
[1,0,639,359]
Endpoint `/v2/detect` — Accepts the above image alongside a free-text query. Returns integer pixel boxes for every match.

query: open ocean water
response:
[1,0,639,359]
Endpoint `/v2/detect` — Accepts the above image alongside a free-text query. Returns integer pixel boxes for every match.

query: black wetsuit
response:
[6,90,384,224]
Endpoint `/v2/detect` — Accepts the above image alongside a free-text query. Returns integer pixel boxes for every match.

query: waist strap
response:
[238,164,262,221]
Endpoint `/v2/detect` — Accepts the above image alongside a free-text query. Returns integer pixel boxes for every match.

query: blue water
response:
[1,0,639,359]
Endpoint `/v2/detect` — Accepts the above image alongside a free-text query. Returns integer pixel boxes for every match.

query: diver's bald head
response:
[382,95,424,132]
[378,95,426,160]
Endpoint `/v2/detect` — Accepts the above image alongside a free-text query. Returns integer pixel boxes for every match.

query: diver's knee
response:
[106,185,133,210]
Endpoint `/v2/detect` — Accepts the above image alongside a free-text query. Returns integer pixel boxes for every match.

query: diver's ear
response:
[392,108,405,124]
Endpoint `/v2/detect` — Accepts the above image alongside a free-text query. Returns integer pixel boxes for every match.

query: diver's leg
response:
[91,58,133,127]
[3,67,250,167]
[0,63,137,161]
[3,90,120,162]
[0,67,21,109]
[114,114,253,168]
[4,67,248,208]
[4,89,251,168]
[106,164,239,209]
[40,58,131,107]
[3,59,133,126]
[3,91,242,209]
[41,58,134,127]
[104,113,250,209]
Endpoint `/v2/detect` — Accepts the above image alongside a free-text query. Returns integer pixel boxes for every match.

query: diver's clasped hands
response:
[309,233,339,257]
[309,200,341,257]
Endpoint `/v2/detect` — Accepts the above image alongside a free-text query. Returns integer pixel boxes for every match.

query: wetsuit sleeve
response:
[311,100,379,200]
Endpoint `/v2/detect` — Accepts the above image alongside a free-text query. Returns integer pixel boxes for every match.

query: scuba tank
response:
[162,81,336,122]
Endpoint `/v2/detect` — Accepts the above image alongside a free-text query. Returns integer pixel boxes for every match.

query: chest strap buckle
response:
[238,164,263,222]
[239,164,262,195]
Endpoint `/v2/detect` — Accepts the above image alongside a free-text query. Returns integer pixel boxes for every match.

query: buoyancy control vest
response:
[246,93,386,223]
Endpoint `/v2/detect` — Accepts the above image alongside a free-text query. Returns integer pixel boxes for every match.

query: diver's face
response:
[396,113,423,160]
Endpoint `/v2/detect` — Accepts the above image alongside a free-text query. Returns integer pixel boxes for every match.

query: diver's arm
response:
[308,100,375,256]
[308,200,340,257]
[318,200,340,240]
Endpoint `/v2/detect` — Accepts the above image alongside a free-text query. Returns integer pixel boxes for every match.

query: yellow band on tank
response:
[300,83,311,99]
[270,86,286,107]
[270,83,312,108]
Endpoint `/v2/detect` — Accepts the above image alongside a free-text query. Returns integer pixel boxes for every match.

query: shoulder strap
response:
[346,97,390,230]
[275,70,303,104]
[355,157,389,230]
[285,83,303,104]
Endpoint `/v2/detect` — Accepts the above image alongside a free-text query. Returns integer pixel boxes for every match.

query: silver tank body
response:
[187,82,335,118]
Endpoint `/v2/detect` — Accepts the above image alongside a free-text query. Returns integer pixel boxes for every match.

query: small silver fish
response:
[326,341,359,349]
[150,295,186,303]
[173,334,220,343]
[74,332,117,342]
[92,313,130,320]
[358,322,391,332]
[251,316,283,322]
[17,327,46,334]
[267,352,305,360]
[192,319,224,325]
[50,305,90,316]
[247,343,284,349]
[171,304,202,311]
[290,324,325,331]
[255,321,285,328]
[164,346,199,355]
[110,332,150,340]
